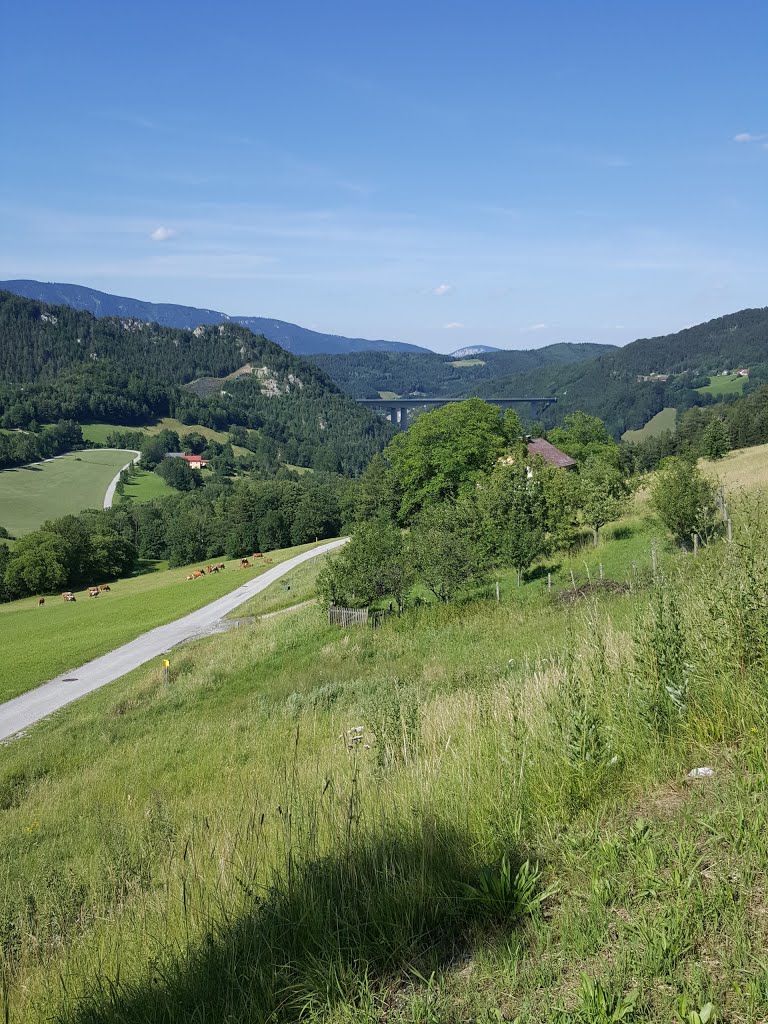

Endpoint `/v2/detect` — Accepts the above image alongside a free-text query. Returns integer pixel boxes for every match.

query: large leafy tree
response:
[578,458,629,546]
[317,519,414,610]
[548,412,619,467]
[650,457,721,547]
[407,500,487,603]
[477,457,546,583]
[385,399,509,521]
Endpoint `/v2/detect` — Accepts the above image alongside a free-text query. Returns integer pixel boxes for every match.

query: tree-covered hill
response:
[0,280,430,355]
[0,292,394,474]
[467,307,768,437]
[307,342,616,398]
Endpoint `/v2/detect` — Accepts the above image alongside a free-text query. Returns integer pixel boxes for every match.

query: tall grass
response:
[3,500,768,1020]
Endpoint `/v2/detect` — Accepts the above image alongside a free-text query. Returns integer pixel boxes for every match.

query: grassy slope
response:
[621,406,677,443]
[0,449,133,537]
[0,541,333,702]
[114,466,176,503]
[80,419,251,456]
[696,373,745,398]
[700,440,768,490]
[5,470,768,1021]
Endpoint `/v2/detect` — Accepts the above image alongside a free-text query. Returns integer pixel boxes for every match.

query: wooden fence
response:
[328,607,392,628]
[328,606,369,626]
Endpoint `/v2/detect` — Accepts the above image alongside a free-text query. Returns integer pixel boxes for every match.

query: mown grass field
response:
[114,466,180,503]
[4,488,768,1021]
[80,419,250,456]
[0,541,334,702]
[696,373,745,398]
[0,449,133,538]
[621,406,677,443]
[449,358,485,366]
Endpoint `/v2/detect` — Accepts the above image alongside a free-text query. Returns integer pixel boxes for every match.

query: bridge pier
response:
[399,406,408,430]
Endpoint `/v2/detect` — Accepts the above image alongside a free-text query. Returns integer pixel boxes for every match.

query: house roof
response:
[526,438,577,469]
[165,452,208,464]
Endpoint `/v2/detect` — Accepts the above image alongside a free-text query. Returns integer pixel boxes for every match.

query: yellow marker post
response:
[162,659,170,685]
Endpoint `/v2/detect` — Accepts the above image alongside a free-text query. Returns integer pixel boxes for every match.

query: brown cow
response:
[37,597,45,607]
[98,584,111,592]
[62,593,76,602]
[192,569,205,579]
[240,559,252,569]
[88,588,100,598]
[217,562,226,570]
[253,552,264,559]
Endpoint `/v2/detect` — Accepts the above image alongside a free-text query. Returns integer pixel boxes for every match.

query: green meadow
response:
[80,418,251,456]
[114,466,176,503]
[0,541,332,702]
[0,449,133,538]
[621,406,677,443]
[695,373,745,398]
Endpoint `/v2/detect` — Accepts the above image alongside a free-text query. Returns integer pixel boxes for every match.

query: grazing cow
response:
[98,584,111,592]
[88,587,100,598]
[191,569,205,579]
[240,559,252,569]
[253,552,264,559]
[62,592,76,602]
[37,597,45,607]
[216,563,226,571]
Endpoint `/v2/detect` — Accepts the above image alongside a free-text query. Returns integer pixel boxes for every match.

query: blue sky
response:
[2,0,767,352]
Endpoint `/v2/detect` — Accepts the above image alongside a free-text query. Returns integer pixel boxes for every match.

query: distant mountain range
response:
[0,280,432,356]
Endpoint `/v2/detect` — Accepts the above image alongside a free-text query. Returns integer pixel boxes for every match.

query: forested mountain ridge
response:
[466,307,768,437]
[0,292,394,474]
[308,342,617,398]
[0,280,430,355]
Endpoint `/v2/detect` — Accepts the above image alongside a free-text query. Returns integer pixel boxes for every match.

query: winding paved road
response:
[103,450,140,508]
[0,539,347,742]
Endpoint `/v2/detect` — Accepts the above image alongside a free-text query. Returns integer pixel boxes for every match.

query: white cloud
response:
[523,322,548,332]
[443,321,464,329]
[433,283,452,296]
[733,132,765,143]
[150,225,176,241]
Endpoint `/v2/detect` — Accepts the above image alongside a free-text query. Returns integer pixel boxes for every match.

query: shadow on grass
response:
[64,823,529,1024]
[609,524,637,542]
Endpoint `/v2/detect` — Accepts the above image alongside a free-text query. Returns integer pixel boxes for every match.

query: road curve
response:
[103,451,141,508]
[0,539,347,742]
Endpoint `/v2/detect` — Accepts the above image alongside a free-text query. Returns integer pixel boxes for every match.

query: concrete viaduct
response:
[357,396,557,430]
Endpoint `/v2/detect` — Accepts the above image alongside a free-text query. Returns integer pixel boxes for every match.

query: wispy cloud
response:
[443,321,464,329]
[522,322,548,332]
[733,131,766,143]
[433,283,453,296]
[150,226,176,242]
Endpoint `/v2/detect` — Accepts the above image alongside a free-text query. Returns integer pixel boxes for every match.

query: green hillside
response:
[469,308,768,437]
[0,292,395,475]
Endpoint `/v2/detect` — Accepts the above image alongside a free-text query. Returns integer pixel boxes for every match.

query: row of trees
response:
[0,421,84,470]
[0,474,356,600]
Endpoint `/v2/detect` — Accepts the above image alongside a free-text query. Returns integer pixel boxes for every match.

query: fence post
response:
[727,518,733,544]
[693,533,699,557]
[495,581,500,603]
[599,562,603,580]
[547,572,552,593]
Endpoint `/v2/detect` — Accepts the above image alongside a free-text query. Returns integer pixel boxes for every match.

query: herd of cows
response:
[185,553,273,580]
[35,552,274,607]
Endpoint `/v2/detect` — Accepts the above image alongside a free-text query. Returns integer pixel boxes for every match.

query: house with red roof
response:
[165,453,209,470]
